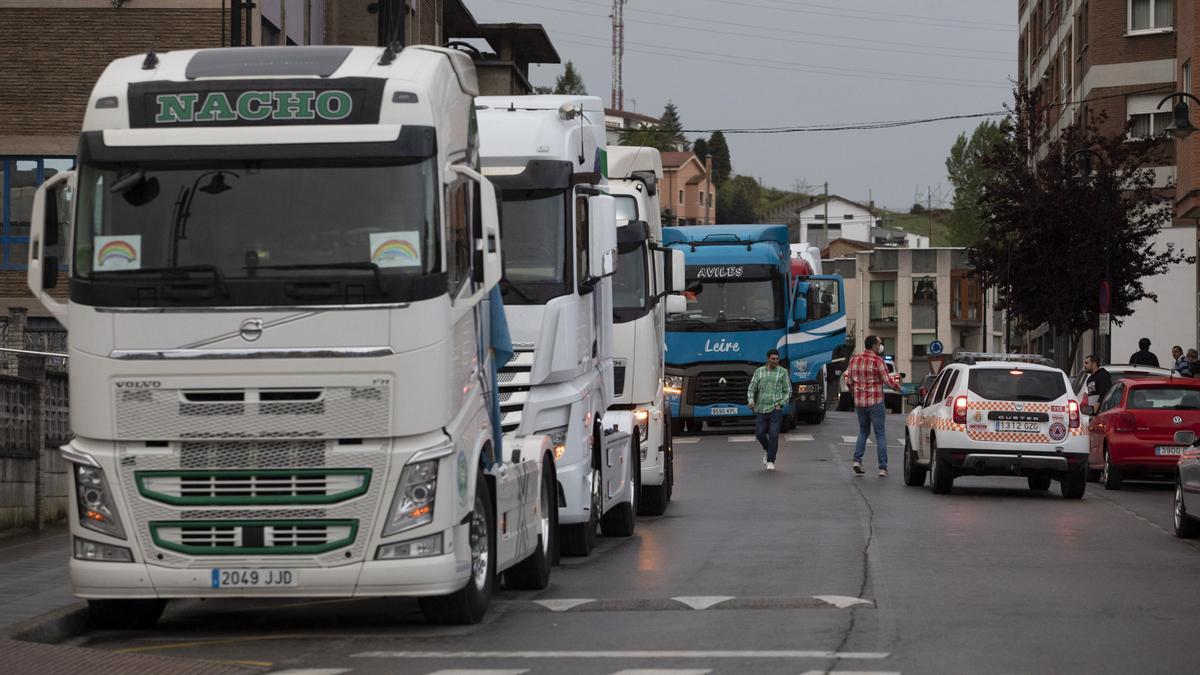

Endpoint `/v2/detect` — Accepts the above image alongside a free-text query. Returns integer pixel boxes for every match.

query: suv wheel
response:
[930,439,953,495]
[902,435,926,487]
[1060,464,1086,500]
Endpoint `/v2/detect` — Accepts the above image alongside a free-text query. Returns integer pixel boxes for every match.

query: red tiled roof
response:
[661,151,697,168]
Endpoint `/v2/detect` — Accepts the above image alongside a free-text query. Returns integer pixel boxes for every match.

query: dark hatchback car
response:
[1170,429,1200,538]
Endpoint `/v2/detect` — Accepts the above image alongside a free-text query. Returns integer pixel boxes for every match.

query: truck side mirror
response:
[665,294,686,315]
[588,194,617,279]
[793,295,808,322]
[28,171,73,327]
[448,164,501,295]
[669,249,685,294]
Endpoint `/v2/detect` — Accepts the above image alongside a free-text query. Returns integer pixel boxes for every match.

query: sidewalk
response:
[0,524,77,634]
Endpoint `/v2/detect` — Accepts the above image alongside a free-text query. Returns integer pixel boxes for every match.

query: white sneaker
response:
[763,454,768,465]
[767,462,776,471]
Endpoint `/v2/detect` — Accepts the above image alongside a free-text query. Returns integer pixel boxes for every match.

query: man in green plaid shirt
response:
[747,348,791,471]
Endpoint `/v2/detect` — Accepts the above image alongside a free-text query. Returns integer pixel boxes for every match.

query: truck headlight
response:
[376,532,444,560]
[634,409,650,441]
[75,464,125,540]
[74,536,133,563]
[383,459,438,537]
[546,425,569,462]
[664,376,683,395]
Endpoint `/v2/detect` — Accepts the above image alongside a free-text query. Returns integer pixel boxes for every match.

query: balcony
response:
[951,302,983,326]
[870,302,897,327]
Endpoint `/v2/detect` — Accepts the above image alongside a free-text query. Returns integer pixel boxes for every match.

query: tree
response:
[717,175,760,224]
[968,86,1191,368]
[658,101,690,151]
[945,119,1006,246]
[533,85,554,95]
[553,61,587,95]
[617,126,678,152]
[706,131,732,187]
[692,137,709,163]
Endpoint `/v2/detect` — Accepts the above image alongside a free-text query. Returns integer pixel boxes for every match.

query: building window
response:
[869,280,896,323]
[1184,60,1192,95]
[1129,0,1173,32]
[1127,94,1172,138]
[912,333,935,358]
[699,190,704,206]
[814,214,825,220]
[679,189,684,205]
[1,157,74,270]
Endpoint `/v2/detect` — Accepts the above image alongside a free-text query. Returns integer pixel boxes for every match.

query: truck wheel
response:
[640,423,670,516]
[88,599,166,630]
[1174,480,1200,538]
[670,417,684,437]
[419,474,495,624]
[560,467,600,556]
[1061,464,1086,500]
[685,419,703,434]
[1027,475,1051,491]
[601,431,637,537]
[930,440,953,495]
[902,435,926,487]
[1101,448,1123,490]
[504,455,557,589]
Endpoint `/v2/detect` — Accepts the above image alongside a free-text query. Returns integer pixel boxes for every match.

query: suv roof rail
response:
[951,350,1056,368]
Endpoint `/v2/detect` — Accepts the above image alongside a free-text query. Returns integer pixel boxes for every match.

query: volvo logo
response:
[239,318,264,342]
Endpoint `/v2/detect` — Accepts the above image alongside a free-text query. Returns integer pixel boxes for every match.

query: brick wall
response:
[1177,2,1200,218]
[1087,0,1176,68]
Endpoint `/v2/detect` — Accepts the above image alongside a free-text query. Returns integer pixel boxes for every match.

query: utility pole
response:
[927,185,933,239]
[823,181,829,243]
[611,0,628,110]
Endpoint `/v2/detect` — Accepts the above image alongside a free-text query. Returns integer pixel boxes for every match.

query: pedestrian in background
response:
[747,348,790,472]
[1083,355,1112,408]
[1172,345,1192,377]
[1129,338,1160,367]
[1187,349,1199,378]
[846,335,897,477]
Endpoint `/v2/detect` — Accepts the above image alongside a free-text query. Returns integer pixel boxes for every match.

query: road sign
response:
[1099,281,1111,314]
[1099,313,1111,336]
[929,340,944,356]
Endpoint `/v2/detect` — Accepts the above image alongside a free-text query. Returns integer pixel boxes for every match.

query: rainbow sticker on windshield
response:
[369,232,422,269]
[94,235,142,271]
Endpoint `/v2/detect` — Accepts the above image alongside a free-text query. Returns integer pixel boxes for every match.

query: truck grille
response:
[150,520,357,555]
[135,469,371,506]
[181,440,326,468]
[691,371,751,406]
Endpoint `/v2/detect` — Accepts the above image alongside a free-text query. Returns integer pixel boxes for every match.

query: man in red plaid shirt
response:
[845,335,899,476]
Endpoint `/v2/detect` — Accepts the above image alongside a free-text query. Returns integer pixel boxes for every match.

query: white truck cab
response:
[902,352,1087,498]
[604,147,685,515]
[27,45,554,628]
[476,95,636,556]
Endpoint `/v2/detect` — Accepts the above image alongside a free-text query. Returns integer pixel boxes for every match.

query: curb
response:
[0,602,90,644]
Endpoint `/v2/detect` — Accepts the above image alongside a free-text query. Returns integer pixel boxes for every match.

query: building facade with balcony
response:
[833,247,1003,385]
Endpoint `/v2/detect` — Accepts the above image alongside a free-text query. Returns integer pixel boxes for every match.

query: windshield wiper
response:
[726,317,771,329]
[666,316,709,327]
[248,263,389,294]
[499,278,535,304]
[103,264,230,297]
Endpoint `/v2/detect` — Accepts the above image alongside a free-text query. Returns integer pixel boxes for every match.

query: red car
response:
[1084,377,1200,489]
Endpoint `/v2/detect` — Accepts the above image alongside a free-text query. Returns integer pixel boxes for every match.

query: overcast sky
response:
[468,0,1016,211]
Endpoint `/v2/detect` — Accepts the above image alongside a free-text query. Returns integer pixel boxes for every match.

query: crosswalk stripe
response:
[842,435,858,443]
[673,437,700,444]
[799,672,900,675]
[728,436,756,442]
[786,434,814,441]
[424,671,530,675]
[351,651,891,660]
[268,670,351,675]
[612,670,712,675]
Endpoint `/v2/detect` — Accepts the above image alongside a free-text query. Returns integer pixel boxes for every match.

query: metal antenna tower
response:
[611,0,628,110]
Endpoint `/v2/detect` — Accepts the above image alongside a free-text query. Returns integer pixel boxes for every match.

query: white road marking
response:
[612,671,712,675]
[799,672,900,675]
[424,671,530,675]
[728,436,757,443]
[533,598,594,612]
[351,651,891,660]
[268,670,352,675]
[786,434,814,441]
[814,595,874,609]
[842,436,859,443]
[672,595,735,610]
[673,438,700,444]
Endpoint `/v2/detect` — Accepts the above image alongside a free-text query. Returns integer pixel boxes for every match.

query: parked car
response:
[903,354,1087,498]
[1072,364,1175,426]
[1084,377,1200,490]
[838,358,904,414]
[1171,430,1200,538]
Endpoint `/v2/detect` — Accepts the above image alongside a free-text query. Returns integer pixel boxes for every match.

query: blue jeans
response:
[854,402,888,469]
[755,409,783,462]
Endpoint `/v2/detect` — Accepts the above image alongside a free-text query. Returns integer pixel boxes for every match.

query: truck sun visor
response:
[185,46,353,79]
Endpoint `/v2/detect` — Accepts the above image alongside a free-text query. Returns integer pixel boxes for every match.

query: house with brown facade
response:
[660,151,716,226]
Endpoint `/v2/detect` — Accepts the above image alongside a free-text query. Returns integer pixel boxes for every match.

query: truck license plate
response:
[710,406,738,416]
[995,421,1040,433]
[211,568,297,589]
[1156,446,1186,456]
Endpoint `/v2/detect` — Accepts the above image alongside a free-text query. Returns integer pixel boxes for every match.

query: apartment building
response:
[661,152,717,226]
[1017,0,1197,365]
[604,108,661,146]
[0,0,558,314]
[829,248,1003,385]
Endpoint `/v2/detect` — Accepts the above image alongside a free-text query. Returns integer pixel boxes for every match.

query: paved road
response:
[65,411,1200,674]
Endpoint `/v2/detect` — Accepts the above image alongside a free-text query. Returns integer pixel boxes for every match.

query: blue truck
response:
[662,225,846,433]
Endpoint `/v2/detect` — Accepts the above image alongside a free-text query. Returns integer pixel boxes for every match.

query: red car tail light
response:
[1114,412,1137,433]
[1068,400,1080,428]
[953,396,968,425]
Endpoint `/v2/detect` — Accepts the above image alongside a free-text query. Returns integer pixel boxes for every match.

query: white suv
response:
[902,353,1088,499]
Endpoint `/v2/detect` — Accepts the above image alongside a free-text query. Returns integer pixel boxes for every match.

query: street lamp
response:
[1068,147,1112,364]
[1157,91,1200,138]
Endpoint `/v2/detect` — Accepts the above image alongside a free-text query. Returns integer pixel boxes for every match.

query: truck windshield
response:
[669,276,782,331]
[498,188,569,305]
[613,244,648,321]
[74,158,438,286]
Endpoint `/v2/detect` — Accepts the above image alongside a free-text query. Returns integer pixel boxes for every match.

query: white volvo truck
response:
[476,95,636,556]
[605,147,685,515]
[26,45,555,628]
